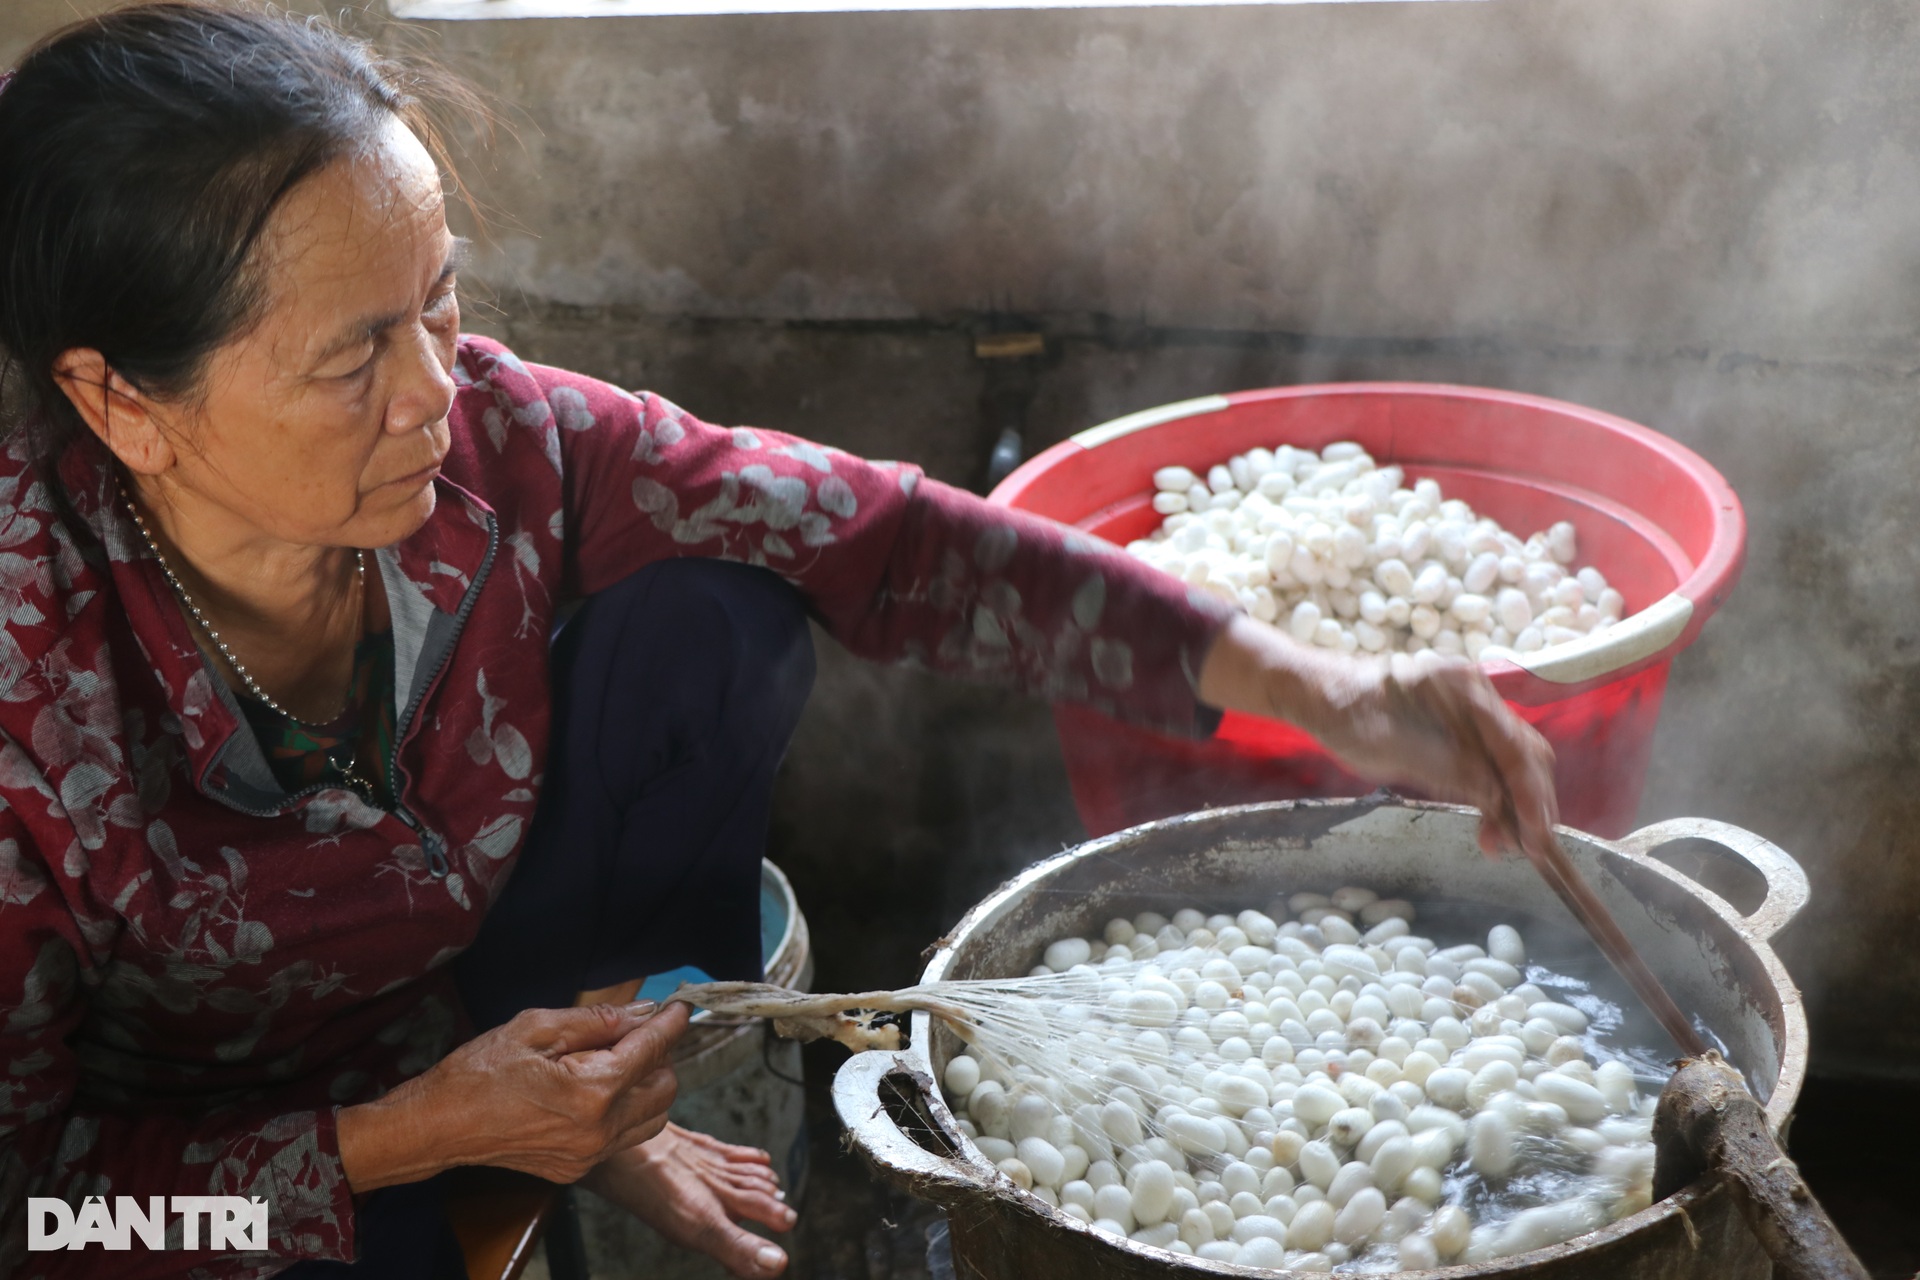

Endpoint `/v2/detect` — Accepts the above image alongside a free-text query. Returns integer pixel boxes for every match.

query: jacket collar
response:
[55,435,497,814]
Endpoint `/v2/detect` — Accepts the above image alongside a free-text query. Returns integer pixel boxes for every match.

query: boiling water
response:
[937,891,1727,1271]
[1414,905,1730,1268]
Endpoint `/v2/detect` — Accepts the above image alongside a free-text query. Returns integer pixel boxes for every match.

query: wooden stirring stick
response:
[1518,819,1709,1057]
[1425,684,1710,1056]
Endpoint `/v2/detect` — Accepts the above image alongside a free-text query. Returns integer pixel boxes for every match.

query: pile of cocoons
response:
[1124,443,1628,662]
[938,890,1660,1273]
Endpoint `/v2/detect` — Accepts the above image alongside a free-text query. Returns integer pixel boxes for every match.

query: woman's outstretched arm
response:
[1197,612,1559,856]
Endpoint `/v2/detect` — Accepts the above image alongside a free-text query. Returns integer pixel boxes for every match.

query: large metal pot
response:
[833,798,1809,1278]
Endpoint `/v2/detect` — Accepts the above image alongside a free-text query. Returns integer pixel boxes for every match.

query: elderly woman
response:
[0,5,1556,1279]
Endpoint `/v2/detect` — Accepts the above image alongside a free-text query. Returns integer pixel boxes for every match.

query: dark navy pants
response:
[283,559,816,1278]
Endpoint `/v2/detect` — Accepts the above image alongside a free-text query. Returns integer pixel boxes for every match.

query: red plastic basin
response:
[989,384,1745,838]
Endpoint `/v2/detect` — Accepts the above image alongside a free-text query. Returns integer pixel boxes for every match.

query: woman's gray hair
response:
[0,3,484,516]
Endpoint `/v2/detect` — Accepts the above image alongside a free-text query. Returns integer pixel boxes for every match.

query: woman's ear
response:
[50,349,177,475]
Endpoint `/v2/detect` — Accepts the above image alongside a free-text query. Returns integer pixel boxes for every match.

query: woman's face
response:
[140,116,462,550]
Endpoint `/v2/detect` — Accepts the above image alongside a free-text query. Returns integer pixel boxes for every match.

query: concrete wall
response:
[415,0,1920,358]
[7,0,1920,1080]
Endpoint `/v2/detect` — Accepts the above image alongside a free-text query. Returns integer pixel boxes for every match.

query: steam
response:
[328,0,1920,1074]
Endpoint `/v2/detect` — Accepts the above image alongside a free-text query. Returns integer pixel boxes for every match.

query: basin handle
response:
[832,1049,1001,1210]
[1615,817,1810,941]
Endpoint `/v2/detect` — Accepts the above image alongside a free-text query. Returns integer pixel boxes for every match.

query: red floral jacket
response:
[0,338,1231,1277]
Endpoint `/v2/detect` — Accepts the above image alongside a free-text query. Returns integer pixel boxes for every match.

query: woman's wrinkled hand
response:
[1299,647,1560,859]
[1198,614,1559,860]
[338,1000,690,1192]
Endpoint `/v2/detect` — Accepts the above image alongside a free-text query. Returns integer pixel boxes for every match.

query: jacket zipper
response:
[387,512,500,879]
[191,512,501,882]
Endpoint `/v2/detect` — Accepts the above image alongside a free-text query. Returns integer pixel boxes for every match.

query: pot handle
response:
[832,1049,1002,1210]
[1615,817,1810,941]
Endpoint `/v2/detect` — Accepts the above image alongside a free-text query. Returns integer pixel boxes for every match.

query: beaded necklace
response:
[123,486,384,800]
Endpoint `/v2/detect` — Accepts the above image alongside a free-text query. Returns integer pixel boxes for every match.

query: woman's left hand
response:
[1198,614,1560,860]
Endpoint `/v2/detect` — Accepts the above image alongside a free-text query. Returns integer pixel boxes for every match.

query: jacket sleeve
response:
[467,342,1236,735]
[0,792,358,1278]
